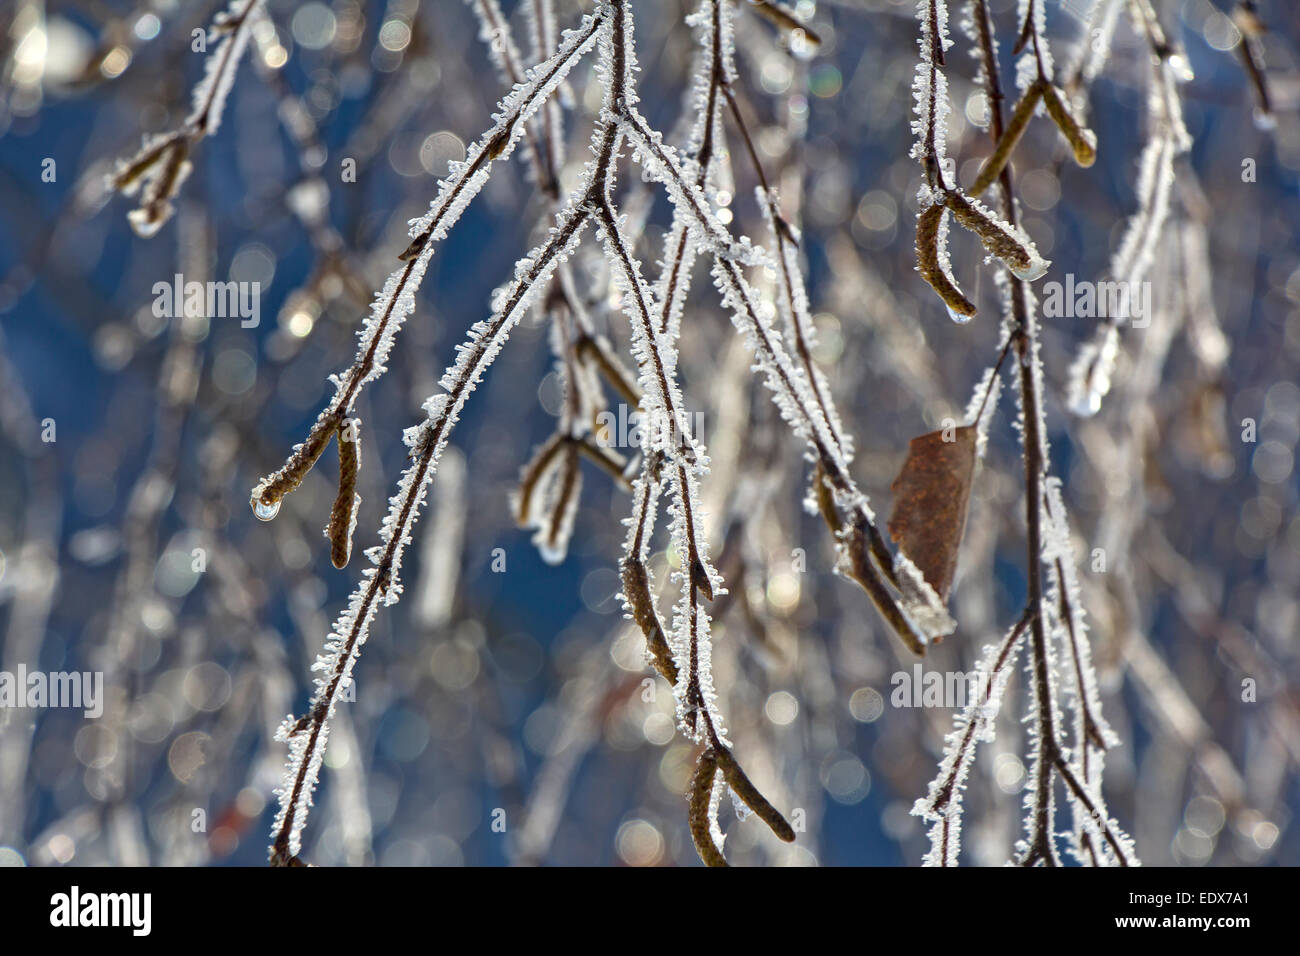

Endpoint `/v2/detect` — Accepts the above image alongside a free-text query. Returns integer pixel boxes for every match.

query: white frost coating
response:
[124,159,193,238]
[110,0,264,237]
[1072,0,1122,87]
[271,157,594,859]
[525,0,559,69]
[617,474,671,672]
[709,258,836,466]
[653,217,700,346]
[1111,138,1181,294]
[1016,598,1065,864]
[621,134,812,449]
[189,0,267,136]
[647,0,728,345]
[960,190,1051,280]
[251,11,603,510]
[468,0,566,195]
[1040,477,1133,865]
[517,440,583,565]
[534,467,582,564]
[684,0,730,170]
[959,0,994,64]
[708,763,729,852]
[1041,478,1115,756]
[912,617,1028,865]
[621,114,846,475]
[621,117,768,269]
[1014,0,1054,98]
[266,21,620,846]
[910,0,956,186]
[669,575,729,744]
[468,0,528,90]
[893,551,957,637]
[963,362,1003,459]
[1066,323,1119,417]
[1001,272,1050,465]
[663,450,730,743]
[1066,13,1190,418]
[619,474,662,584]
[592,2,728,746]
[758,186,853,462]
[594,200,691,459]
[1111,30,1192,296]
[624,129,938,643]
[376,8,600,333]
[728,782,753,822]
[931,206,970,323]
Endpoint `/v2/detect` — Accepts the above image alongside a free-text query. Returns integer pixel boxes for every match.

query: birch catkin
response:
[326,419,362,569]
[969,81,1043,196]
[1040,82,1097,167]
[916,203,976,318]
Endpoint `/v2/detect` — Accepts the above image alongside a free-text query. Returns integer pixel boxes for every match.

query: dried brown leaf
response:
[888,424,977,603]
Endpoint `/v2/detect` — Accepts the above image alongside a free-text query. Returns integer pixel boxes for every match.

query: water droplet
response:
[946,304,973,324]
[253,498,281,521]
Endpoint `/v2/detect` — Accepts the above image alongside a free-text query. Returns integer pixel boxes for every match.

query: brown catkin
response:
[715,747,797,843]
[689,750,728,867]
[915,202,977,318]
[512,432,567,526]
[326,419,362,569]
[256,411,339,507]
[969,81,1044,196]
[543,444,582,552]
[1040,83,1097,168]
[944,191,1034,273]
[111,133,182,193]
[620,560,678,684]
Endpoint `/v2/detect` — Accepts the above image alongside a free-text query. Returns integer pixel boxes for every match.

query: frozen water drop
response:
[253,498,281,521]
[946,303,973,324]
[1011,255,1051,282]
[1167,52,1194,84]
[1069,389,1103,418]
[127,207,165,238]
[1253,108,1277,132]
